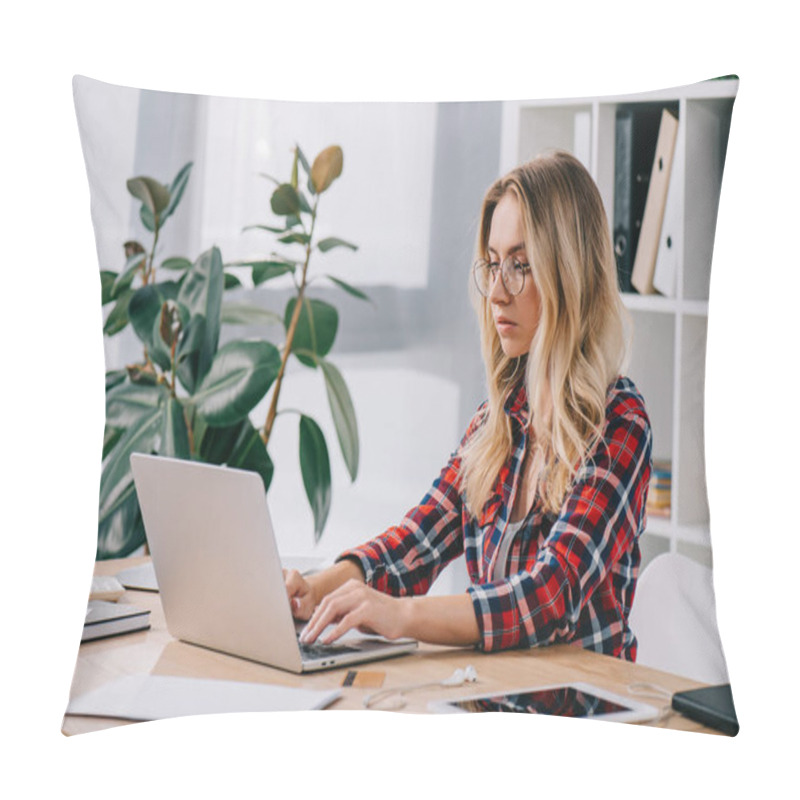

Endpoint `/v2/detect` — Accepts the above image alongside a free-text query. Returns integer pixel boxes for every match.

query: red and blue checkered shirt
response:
[339,376,652,660]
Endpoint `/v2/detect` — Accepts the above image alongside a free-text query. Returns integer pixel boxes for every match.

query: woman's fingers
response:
[300,580,364,643]
[300,581,406,644]
[319,608,367,645]
[284,569,315,620]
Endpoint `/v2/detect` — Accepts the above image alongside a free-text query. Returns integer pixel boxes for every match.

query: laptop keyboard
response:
[298,639,359,661]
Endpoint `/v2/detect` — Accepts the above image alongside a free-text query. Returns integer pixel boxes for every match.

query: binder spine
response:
[613,111,634,292]
[613,106,662,294]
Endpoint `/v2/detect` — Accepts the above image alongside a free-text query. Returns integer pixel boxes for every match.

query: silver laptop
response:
[130,453,417,673]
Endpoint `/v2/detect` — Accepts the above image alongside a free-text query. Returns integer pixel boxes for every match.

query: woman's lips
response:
[495,317,516,332]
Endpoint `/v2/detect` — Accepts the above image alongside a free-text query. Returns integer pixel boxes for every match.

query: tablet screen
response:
[448,686,631,717]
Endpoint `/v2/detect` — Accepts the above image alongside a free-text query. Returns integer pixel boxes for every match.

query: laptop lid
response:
[130,453,306,672]
[129,453,416,673]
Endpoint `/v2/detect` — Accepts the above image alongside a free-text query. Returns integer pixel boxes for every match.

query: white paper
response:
[67,675,341,720]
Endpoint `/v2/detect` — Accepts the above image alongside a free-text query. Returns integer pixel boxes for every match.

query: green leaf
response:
[273,253,306,267]
[112,251,147,297]
[278,231,310,246]
[259,172,281,186]
[102,425,124,460]
[197,417,274,492]
[97,483,146,560]
[271,184,301,216]
[249,260,295,286]
[224,273,242,290]
[177,247,224,385]
[294,146,317,195]
[100,271,117,305]
[317,237,358,253]
[298,192,312,214]
[175,314,206,394]
[320,360,359,481]
[161,256,193,271]
[242,223,287,235]
[163,161,193,221]
[196,416,235,464]
[284,297,339,368]
[105,382,168,429]
[105,369,127,392]
[140,204,155,232]
[127,176,171,216]
[193,340,281,426]
[299,415,331,541]
[103,288,134,336]
[99,404,163,532]
[221,303,283,326]
[323,275,371,302]
[128,282,179,354]
[284,214,303,230]
[161,396,191,458]
[226,419,274,491]
[295,144,311,176]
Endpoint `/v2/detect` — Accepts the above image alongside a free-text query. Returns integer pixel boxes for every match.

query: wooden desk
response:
[63,557,717,736]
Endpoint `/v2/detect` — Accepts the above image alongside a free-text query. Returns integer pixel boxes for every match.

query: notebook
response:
[130,453,417,673]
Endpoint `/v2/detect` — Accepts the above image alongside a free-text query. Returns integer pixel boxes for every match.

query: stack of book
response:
[81,574,151,642]
[647,459,672,519]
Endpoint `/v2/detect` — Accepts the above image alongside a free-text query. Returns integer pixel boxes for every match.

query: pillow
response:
[66,74,738,735]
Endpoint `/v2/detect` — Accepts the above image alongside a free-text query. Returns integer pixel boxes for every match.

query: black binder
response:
[671,683,739,736]
[613,105,670,293]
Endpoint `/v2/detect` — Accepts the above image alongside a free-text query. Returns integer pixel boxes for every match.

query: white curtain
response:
[198,95,437,289]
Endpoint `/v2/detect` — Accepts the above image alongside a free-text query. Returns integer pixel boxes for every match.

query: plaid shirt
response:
[339,376,652,660]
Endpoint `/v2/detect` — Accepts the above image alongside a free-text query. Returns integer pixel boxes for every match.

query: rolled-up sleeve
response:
[468,407,652,653]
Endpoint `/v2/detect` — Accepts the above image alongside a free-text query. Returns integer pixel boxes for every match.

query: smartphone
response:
[671,683,739,736]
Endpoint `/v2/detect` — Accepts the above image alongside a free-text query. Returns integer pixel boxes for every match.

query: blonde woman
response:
[286,150,652,660]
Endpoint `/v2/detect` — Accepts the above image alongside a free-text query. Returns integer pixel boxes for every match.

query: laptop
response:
[130,453,417,673]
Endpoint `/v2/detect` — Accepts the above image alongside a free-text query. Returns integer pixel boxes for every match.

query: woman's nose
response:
[488,268,510,303]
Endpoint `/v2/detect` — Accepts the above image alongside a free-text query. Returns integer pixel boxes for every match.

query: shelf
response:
[621,293,709,317]
[622,293,676,314]
[503,78,734,570]
[643,521,711,549]
[506,77,738,111]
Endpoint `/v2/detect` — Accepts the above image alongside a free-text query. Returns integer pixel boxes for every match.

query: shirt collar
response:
[503,379,530,427]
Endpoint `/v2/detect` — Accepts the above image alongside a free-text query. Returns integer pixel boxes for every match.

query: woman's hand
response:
[283,569,318,621]
[299,579,410,645]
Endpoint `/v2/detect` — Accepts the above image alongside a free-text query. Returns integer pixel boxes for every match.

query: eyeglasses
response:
[472,256,532,297]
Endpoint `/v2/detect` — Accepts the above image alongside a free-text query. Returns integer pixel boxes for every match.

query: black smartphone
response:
[671,683,739,736]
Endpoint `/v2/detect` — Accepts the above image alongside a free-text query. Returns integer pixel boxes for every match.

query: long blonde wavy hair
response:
[459,150,630,517]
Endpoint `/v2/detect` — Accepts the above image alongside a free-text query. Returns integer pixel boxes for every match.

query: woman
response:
[286,150,652,661]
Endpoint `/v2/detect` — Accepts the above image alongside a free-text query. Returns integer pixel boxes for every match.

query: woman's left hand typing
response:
[298,579,411,645]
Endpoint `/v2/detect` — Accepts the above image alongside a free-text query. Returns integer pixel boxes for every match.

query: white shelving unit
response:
[499,79,737,567]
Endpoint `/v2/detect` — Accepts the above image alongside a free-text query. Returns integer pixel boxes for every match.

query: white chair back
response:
[629,552,729,684]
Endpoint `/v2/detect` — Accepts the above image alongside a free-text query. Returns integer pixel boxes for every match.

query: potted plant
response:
[98,145,366,558]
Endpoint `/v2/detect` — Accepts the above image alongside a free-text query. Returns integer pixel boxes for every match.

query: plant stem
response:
[170,340,177,396]
[262,196,319,446]
[146,217,160,284]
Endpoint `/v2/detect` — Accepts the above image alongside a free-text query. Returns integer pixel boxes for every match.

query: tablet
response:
[428,681,660,723]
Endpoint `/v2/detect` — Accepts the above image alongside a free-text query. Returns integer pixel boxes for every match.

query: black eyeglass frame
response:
[472,256,532,298]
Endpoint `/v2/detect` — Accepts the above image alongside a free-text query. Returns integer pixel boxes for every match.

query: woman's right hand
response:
[283,569,318,620]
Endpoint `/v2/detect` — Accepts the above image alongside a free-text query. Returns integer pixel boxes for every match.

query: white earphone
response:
[441,665,479,686]
[363,665,479,709]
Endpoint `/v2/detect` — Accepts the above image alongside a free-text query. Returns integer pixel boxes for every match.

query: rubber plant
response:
[98,145,365,559]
